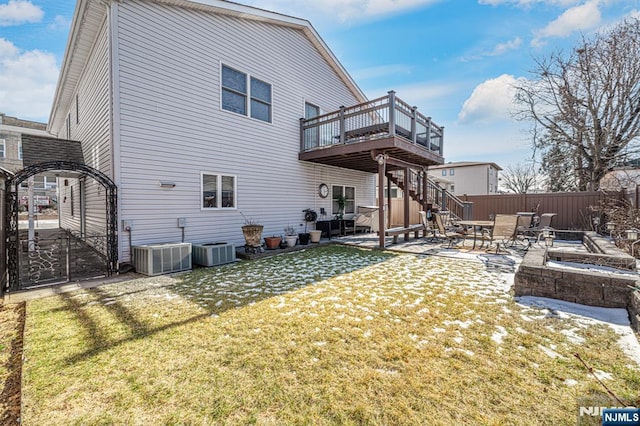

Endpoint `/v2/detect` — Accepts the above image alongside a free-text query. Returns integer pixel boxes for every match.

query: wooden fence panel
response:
[382,191,624,230]
[463,191,623,230]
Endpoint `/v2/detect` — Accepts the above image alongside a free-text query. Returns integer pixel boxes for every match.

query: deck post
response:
[377,155,386,249]
[422,168,429,211]
[386,174,392,232]
[339,106,346,144]
[388,91,396,137]
[411,106,417,144]
[404,167,410,241]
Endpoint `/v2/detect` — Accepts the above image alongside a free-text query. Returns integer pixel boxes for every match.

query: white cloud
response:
[350,64,413,81]
[458,74,523,124]
[489,37,522,56]
[0,38,59,121]
[47,14,71,31]
[0,0,43,26]
[240,0,440,22]
[532,1,601,46]
[478,0,580,6]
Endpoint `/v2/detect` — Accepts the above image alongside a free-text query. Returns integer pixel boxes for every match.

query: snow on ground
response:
[517,296,640,367]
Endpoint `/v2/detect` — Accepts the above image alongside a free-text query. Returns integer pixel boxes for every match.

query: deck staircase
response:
[386,169,472,221]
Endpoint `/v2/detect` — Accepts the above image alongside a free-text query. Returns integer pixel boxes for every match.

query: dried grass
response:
[20,246,640,425]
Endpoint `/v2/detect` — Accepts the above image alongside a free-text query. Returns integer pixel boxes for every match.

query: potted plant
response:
[264,235,281,250]
[336,194,347,220]
[299,208,317,245]
[303,208,321,243]
[284,225,297,247]
[240,212,264,248]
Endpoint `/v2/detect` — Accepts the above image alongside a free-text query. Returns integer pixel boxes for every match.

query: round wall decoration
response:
[318,183,329,198]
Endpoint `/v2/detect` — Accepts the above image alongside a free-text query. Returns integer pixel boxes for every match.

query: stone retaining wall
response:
[514,246,640,333]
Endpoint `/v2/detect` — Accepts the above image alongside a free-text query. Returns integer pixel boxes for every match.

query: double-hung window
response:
[221,64,271,123]
[0,139,5,158]
[332,185,355,216]
[202,173,236,209]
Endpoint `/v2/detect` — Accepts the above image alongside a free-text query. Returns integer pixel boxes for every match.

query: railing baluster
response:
[339,106,345,144]
[411,106,417,144]
[388,91,396,136]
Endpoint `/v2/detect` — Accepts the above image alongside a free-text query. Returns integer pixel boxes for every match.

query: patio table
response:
[456,220,494,249]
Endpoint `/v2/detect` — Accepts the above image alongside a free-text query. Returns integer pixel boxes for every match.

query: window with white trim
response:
[18,141,22,160]
[0,139,5,158]
[449,168,455,176]
[221,64,272,123]
[441,169,446,176]
[202,173,236,209]
[332,185,355,215]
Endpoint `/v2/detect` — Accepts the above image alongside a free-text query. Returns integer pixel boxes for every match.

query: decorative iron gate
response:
[18,230,110,289]
[4,161,117,292]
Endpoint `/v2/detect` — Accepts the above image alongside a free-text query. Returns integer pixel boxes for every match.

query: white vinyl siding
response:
[112,0,371,254]
[54,18,111,237]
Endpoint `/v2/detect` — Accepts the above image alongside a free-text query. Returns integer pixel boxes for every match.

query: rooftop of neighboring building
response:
[0,113,47,132]
[428,161,503,171]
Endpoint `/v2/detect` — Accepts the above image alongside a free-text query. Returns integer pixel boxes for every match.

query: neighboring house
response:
[46,0,444,264]
[600,167,640,191]
[428,162,502,195]
[0,113,58,208]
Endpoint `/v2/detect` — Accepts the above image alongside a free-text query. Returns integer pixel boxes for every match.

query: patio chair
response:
[486,214,519,253]
[434,213,466,248]
[418,210,436,240]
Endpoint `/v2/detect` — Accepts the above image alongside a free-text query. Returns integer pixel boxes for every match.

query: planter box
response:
[192,242,236,267]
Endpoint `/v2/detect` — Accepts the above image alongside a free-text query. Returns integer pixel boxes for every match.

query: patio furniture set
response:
[411,210,557,253]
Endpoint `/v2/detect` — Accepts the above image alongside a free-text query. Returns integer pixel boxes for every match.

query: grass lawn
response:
[21,245,640,425]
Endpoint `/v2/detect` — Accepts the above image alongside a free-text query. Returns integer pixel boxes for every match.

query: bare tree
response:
[500,162,538,193]
[515,18,640,191]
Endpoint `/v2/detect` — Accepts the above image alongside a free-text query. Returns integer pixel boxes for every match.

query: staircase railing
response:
[387,169,472,221]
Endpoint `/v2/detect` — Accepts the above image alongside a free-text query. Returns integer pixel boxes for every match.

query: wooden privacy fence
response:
[462,191,623,230]
[384,191,625,230]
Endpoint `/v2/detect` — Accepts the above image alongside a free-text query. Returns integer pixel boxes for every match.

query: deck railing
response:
[300,91,444,156]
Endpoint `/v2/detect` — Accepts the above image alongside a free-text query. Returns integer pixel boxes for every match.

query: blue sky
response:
[0,0,638,169]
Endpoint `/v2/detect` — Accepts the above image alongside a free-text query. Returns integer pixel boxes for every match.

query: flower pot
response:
[284,235,297,247]
[242,224,264,247]
[298,232,310,245]
[309,230,322,243]
[264,236,281,250]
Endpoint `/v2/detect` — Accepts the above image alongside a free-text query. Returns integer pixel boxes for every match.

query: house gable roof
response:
[429,161,503,171]
[49,0,367,132]
[21,135,85,167]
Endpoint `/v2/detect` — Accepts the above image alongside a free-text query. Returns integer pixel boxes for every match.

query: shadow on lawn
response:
[61,245,397,364]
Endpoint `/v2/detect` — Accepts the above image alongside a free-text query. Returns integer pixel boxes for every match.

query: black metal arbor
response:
[4,161,117,292]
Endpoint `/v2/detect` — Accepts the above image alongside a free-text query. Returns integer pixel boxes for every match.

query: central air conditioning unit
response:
[192,242,236,267]
[132,242,192,276]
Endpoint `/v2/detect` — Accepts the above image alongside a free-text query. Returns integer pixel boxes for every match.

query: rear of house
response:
[48,0,377,263]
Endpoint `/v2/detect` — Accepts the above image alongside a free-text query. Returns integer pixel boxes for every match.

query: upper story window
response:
[18,141,22,160]
[0,139,5,158]
[441,169,446,176]
[202,172,236,209]
[449,168,455,176]
[221,64,272,123]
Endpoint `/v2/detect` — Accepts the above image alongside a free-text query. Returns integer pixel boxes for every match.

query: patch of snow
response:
[433,328,446,333]
[538,344,561,359]
[492,326,508,345]
[546,260,639,277]
[594,370,613,381]
[443,319,473,329]
[564,379,578,386]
